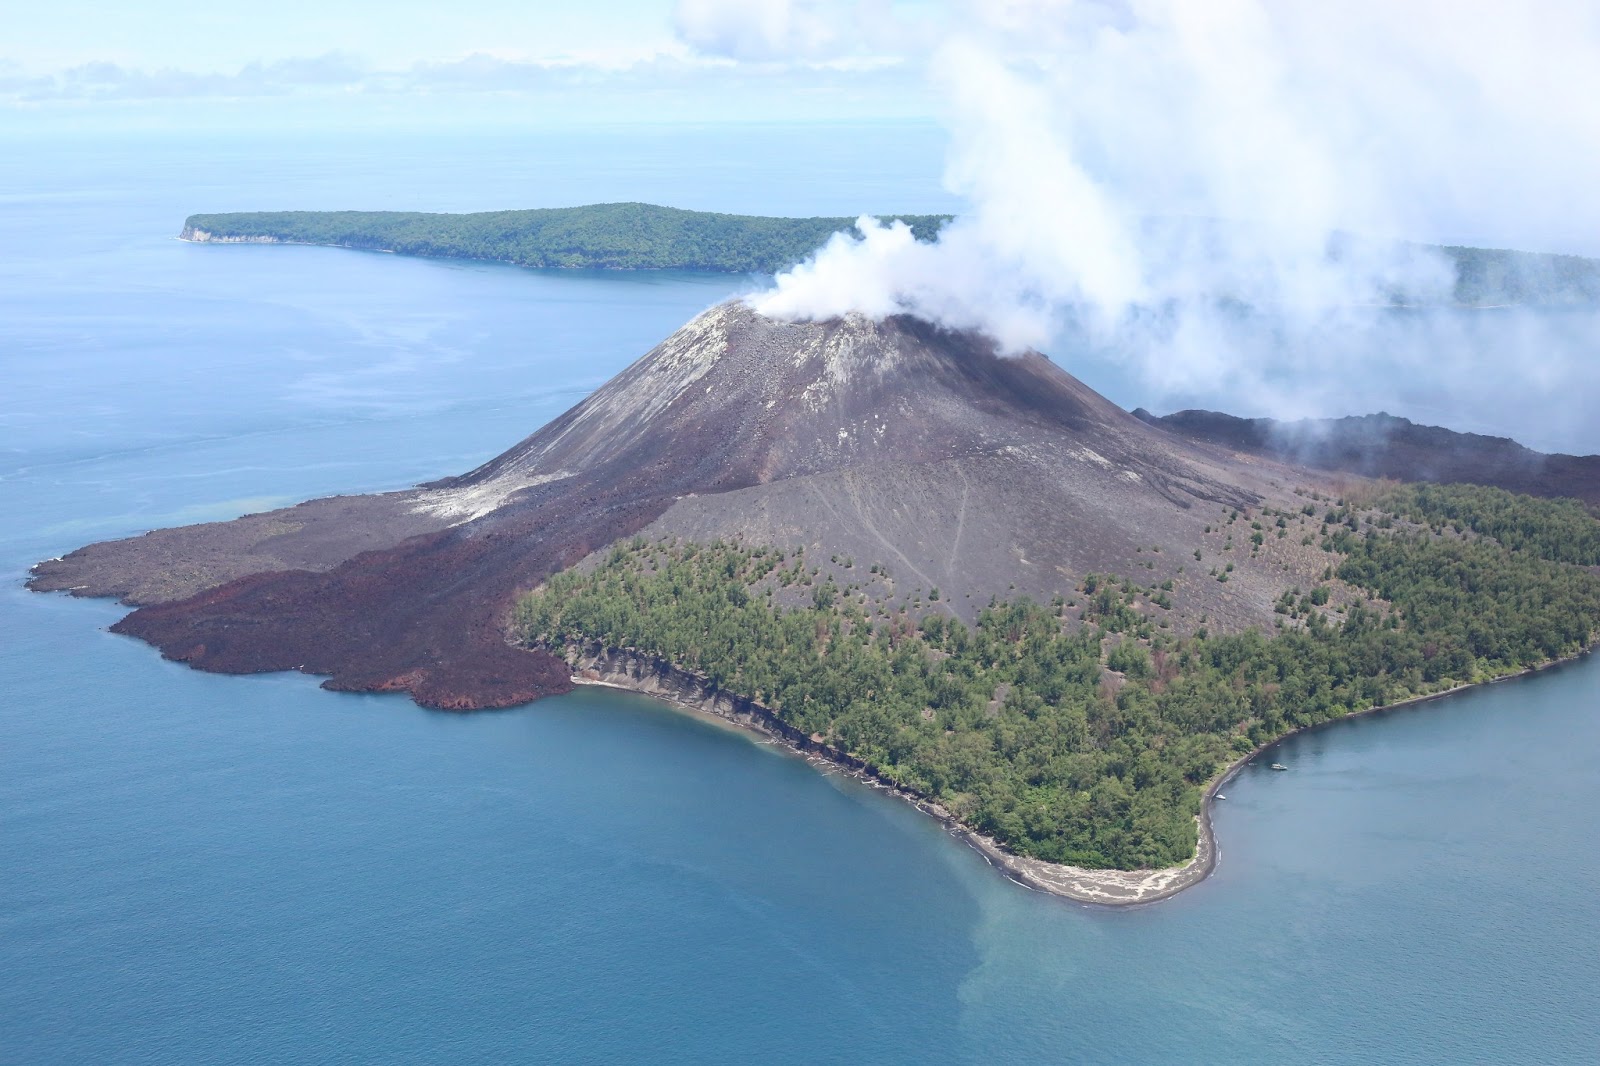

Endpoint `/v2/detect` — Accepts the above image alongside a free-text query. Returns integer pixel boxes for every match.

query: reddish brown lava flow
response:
[111,479,682,710]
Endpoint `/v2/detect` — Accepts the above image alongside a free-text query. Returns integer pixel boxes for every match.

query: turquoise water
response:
[3,129,1599,1063]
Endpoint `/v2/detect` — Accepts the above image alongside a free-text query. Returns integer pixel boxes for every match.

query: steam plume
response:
[734,1,1600,439]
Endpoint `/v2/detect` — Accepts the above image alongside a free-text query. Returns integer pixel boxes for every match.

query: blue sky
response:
[1,1,943,131]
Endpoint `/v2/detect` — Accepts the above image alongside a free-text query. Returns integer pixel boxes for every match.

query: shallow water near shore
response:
[3,128,1600,1063]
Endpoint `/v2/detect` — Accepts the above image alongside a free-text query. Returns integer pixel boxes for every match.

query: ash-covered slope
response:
[31,302,1305,709]
[1135,408,1600,507]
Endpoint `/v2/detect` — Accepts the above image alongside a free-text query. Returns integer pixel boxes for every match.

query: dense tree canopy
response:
[184,203,950,274]
[1445,244,1600,305]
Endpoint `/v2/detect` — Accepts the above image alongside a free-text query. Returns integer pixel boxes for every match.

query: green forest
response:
[182,203,949,273]
[513,483,1600,871]
[1445,245,1600,306]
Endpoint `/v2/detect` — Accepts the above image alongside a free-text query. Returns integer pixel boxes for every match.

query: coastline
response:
[562,639,1594,907]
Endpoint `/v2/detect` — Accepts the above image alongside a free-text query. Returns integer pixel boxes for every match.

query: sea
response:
[3,125,1598,1064]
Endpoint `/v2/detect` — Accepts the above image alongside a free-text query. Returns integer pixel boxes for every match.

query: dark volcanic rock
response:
[31,302,1363,709]
[1134,408,1600,507]
[27,493,449,607]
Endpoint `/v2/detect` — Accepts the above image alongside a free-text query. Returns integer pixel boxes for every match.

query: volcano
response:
[32,301,1338,709]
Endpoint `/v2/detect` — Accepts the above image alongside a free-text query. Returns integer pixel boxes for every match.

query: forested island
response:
[181,203,948,273]
[516,483,1600,872]
[181,202,1600,304]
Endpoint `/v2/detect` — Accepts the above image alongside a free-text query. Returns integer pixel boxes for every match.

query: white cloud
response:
[4,53,371,101]
[0,45,919,106]
[2,3,934,116]
[673,0,840,60]
[671,0,937,63]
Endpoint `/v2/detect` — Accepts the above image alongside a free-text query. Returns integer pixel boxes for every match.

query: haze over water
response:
[3,129,1599,1063]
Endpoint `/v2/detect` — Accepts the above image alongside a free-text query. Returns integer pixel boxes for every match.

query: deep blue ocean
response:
[3,126,1599,1064]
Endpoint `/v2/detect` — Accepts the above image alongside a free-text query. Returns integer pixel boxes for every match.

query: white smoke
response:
[734,0,1600,431]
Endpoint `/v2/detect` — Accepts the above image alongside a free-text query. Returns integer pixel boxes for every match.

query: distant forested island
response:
[181,202,1600,305]
[181,203,948,274]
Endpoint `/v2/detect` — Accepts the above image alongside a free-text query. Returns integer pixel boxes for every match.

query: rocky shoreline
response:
[563,640,1217,906]
[180,227,284,244]
[561,639,1595,907]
